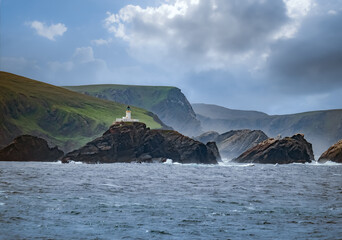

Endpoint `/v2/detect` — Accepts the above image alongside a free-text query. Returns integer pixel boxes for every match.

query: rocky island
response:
[62,122,220,164]
[0,135,64,162]
[318,139,342,163]
[233,134,314,164]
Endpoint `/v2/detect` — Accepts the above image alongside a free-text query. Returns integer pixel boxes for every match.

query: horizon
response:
[1,0,342,115]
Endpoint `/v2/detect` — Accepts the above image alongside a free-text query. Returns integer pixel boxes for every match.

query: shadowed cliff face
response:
[233,134,314,164]
[64,85,202,137]
[63,122,219,164]
[319,139,342,163]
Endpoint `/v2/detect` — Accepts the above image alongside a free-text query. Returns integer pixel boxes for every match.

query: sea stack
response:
[233,134,314,164]
[318,139,342,163]
[0,135,64,162]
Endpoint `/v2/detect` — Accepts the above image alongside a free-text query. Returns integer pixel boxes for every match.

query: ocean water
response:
[0,161,341,240]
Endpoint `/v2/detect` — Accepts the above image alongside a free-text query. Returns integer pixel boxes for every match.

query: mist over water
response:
[0,161,341,239]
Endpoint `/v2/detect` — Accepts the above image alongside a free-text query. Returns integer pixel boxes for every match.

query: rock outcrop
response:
[0,135,64,161]
[62,122,220,164]
[233,134,314,164]
[318,139,342,163]
[196,129,268,159]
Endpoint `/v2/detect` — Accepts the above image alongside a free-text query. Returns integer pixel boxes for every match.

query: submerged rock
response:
[62,122,220,164]
[0,135,64,161]
[233,134,314,164]
[196,129,268,159]
[318,139,342,163]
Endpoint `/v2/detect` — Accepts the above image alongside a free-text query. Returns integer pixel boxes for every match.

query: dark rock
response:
[196,129,268,159]
[233,134,314,164]
[0,135,64,161]
[62,122,220,164]
[318,139,342,163]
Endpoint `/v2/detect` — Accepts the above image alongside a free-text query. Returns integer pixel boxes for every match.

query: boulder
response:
[318,139,342,163]
[233,134,314,164]
[0,135,64,161]
[62,122,220,164]
[196,129,268,159]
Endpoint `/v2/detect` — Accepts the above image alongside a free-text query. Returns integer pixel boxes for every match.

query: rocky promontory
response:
[233,134,314,164]
[196,129,268,159]
[62,122,220,164]
[0,135,64,161]
[318,139,342,163]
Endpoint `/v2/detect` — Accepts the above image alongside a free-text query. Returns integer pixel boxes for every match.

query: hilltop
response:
[64,84,201,136]
[193,103,342,155]
[0,72,165,152]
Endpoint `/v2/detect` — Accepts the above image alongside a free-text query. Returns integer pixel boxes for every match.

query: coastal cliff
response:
[64,85,202,136]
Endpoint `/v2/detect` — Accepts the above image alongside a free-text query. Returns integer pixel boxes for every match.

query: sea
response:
[0,160,341,240]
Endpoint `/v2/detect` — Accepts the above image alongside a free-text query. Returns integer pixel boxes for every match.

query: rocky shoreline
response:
[1,124,341,164]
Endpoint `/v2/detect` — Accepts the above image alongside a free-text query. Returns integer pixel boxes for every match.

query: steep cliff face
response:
[63,122,219,164]
[193,103,342,155]
[0,72,165,152]
[318,139,342,163]
[233,134,314,164]
[196,129,268,159]
[65,85,202,136]
[0,135,64,161]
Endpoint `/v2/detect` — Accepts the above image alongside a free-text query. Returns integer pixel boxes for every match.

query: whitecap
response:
[163,159,173,165]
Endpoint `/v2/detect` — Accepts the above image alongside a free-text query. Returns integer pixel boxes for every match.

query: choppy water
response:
[0,161,341,240]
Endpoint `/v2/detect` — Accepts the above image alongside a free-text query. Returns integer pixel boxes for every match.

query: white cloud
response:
[29,21,67,40]
[105,0,290,71]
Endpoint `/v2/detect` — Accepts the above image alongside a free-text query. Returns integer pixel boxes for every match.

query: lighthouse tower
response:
[125,106,132,120]
[115,106,139,123]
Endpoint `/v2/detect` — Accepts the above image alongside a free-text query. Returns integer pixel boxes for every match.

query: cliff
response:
[63,122,220,164]
[64,85,201,136]
[0,71,166,152]
[193,103,342,155]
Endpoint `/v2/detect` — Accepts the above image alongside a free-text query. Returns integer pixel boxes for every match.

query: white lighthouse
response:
[115,106,139,123]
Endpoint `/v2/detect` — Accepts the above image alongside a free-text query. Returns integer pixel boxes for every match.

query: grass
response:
[0,71,162,151]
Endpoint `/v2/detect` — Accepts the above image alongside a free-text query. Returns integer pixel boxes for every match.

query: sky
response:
[1,0,342,115]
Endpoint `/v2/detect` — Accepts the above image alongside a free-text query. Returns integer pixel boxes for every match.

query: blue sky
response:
[1,0,342,114]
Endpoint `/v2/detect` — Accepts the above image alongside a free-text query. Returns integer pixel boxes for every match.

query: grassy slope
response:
[0,72,162,152]
[64,84,175,110]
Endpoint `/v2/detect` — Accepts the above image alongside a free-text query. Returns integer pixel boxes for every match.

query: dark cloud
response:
[267,12,342,93]
[107,0,290,69]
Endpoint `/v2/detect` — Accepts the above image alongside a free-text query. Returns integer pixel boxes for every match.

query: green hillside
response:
[0,72,163,152]
[64,84,202,136]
